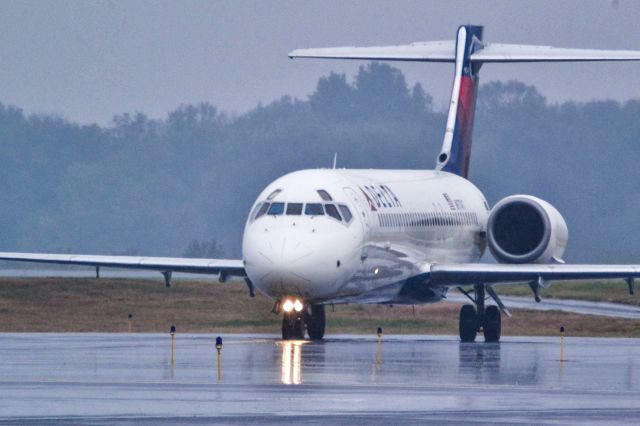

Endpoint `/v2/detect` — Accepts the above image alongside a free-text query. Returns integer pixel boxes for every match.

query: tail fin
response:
[289,26,640,178]
[437,25,483,178]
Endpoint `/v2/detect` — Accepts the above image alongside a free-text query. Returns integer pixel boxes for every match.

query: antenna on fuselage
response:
[332,152,338,169]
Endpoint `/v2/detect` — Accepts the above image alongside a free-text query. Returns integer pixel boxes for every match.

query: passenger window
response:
[305,203,324,216]
[317,190,333,201]
[255,202,270,219]
[338,205,353,223]
[286,203,303,215]
[325,204,342,221]
[268,202,285,215]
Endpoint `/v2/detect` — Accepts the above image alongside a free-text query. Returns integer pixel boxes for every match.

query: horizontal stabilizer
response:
[473,43,640,63]
[289,41,640,63]
[289,41,456,62]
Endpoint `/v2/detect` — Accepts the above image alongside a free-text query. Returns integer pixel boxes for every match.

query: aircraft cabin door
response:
[344,187,371,266]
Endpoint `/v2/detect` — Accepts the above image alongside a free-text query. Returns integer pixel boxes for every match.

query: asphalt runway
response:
[1,334,640,424]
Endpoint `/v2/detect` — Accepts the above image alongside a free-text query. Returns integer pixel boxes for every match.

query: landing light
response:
[282,300,295,312]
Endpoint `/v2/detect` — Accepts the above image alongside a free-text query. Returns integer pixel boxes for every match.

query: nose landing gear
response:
[281,309,305,340]
[280,299,326,340]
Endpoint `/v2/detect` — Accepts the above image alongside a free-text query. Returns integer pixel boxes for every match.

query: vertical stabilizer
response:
[436,25,483,179]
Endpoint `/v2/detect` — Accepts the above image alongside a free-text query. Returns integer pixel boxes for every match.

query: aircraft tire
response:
[459,304,478,342]
[306,305,326,340]
[483,305,501,342]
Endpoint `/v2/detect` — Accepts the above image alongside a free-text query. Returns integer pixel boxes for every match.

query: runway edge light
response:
[560,326,566,363]
[216,336,223,382]
[170,325,176,366]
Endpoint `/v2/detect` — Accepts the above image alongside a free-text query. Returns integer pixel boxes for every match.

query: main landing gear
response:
[306,305,326,340]
[280,299,326,340]
[458,284,503,343]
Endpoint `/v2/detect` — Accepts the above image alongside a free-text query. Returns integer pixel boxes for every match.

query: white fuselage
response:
[242,169,490,305]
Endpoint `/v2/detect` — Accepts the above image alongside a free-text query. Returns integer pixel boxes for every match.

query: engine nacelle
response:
[487,195,568,264]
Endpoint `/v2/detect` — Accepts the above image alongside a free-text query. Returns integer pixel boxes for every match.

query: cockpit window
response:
[286,203,303,215]
[267,202,285,215]
[266,189,282,200]
[317,190,333,201]
[255,202,270,219]
[250,202,263,220]
[338,205,353,223]
[324,204,341,221]
[305,203,324,216]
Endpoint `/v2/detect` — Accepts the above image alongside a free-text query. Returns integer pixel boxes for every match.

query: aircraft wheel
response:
[459,304,478,342]
[306,305,326,340]
[483,305,501,342]
[282,311,305,340]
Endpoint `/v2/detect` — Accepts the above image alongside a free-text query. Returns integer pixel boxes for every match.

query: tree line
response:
[1,62,639,262]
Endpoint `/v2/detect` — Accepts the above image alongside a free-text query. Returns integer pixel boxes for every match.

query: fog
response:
[0,1,638,124]
[1,62,639,262]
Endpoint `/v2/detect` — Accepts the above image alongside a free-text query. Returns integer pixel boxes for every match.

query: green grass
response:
[497,280,639,305]
[0,277,639,337]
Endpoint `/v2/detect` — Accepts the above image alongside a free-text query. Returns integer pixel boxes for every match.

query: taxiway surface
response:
[1,333,640,424]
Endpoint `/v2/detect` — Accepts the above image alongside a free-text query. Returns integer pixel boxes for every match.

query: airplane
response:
[3,25,640,342]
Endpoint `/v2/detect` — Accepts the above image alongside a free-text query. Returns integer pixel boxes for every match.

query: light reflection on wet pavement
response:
[1,333,640,424]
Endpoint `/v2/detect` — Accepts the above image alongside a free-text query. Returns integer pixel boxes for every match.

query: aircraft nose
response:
[243,225,352,299]
[266,234,314,280]
[248,232,315,293]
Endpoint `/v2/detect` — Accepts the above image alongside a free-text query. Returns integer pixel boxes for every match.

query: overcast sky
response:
[0,0,638,124]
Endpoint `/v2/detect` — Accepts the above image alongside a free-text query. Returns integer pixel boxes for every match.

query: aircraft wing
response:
[429,263,640,286]
[0,252,246,280]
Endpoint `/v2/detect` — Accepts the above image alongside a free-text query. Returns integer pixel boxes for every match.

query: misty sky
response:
[0,0,638,124]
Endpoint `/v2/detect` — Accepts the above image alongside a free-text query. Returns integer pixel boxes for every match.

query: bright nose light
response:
[282,300,294,312]
[293,300,304,312]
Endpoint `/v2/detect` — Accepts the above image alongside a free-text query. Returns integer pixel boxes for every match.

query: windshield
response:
[252,201,354,224]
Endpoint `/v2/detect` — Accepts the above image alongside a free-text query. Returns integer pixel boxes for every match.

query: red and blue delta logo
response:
[358,185,402,211]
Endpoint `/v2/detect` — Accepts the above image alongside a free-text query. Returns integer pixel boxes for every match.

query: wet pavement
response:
[1,333,640,424]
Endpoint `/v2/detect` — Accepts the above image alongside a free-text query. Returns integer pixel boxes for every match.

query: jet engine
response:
[487,195,568,264]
